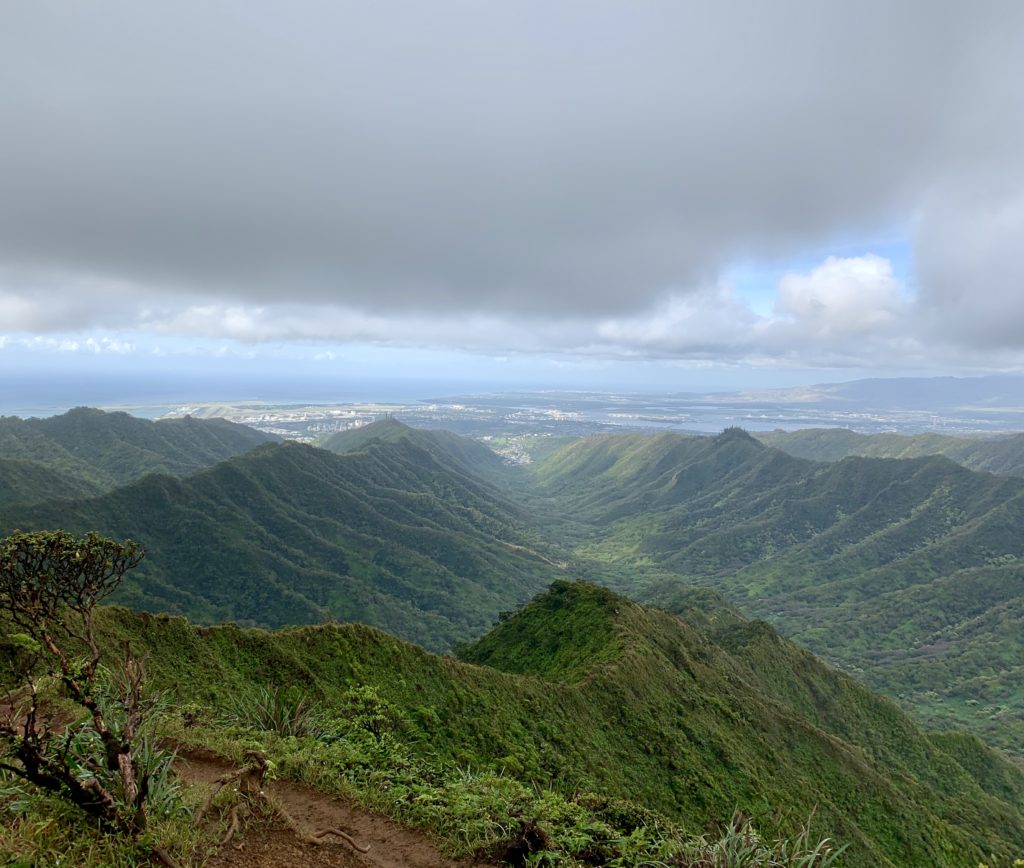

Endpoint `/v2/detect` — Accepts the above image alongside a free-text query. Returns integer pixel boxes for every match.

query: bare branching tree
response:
[0,529,157,836]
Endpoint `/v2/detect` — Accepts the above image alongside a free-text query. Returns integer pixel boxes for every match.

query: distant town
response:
[148,382,1024,458]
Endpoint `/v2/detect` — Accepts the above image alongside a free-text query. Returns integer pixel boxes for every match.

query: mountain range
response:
[757,427,1024,477]
[527,427,1024,754]
[5,407,1024,864]
[0,406,275,504]
[2,409,1022,758]
[0,425,560,650]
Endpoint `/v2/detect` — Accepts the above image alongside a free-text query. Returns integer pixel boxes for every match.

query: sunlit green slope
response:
[79,581,1024,867]
[321,416,506,479]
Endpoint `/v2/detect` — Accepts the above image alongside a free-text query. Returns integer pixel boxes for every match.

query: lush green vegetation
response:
[0,437,563,650]
[757,427,1024,478]
[321,416,508,481]
[6,581,1023,866]
[527,428,1024,755]
[0,407,276,498]
[5,410,1024,864]
[5,415,1024,755]
[0,456,100,507]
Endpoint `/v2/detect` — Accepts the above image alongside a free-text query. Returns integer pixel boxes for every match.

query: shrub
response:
[222,684,321,738]
[0,530,164,839]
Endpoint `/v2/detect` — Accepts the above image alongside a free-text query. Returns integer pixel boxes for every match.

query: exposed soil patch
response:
[203,824,364,868]
[176,747,486,868]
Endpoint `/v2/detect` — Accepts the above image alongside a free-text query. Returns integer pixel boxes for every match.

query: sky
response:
[2,1,1024,405]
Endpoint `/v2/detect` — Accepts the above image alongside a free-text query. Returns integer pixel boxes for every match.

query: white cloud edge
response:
[2,252,1017,374]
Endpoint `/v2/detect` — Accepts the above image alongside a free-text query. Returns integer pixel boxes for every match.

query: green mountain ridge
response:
[0,407,278,493]
[3,411,1022,757]
[5,411,1024,863]
[0,438,561,650]
[67,581,1024,867]
[757,427,1024,478]
[0,456,101,507]
[529,428,1024,754]
[321,416,507,479]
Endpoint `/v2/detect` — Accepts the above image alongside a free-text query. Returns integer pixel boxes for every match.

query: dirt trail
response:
[176,748,485,868]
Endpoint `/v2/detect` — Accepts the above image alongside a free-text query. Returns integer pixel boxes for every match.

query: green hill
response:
[68,582,1024,867]
[0,439,562,650]
[529,429,1024,754]
[0,407,277,489]
[757,427,1024,477]
[321,416,506,479]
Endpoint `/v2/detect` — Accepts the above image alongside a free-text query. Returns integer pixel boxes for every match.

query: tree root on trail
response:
[221,803,243,846]
[152,845,184,868]
[195,750,370,855]
[313,827,373,854]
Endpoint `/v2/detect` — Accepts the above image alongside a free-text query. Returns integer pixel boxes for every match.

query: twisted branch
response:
[195,751,370,855]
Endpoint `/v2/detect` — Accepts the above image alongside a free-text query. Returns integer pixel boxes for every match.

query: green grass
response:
[0,773,215,868]
[4,582,1024,865]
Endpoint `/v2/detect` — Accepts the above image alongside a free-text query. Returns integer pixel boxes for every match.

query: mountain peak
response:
[320,417,503,478]
[363,416,411,432]
[63,406,113,418]
[714,426,760,446]
[322,417,413,450]
[459,581,626,682]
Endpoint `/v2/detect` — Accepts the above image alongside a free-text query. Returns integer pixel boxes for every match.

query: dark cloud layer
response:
[0,1,1022,360]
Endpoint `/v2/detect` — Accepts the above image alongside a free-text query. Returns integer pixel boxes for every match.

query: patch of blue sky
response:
[725,227,914,317]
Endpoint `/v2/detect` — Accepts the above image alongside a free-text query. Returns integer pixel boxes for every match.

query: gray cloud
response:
[916,185,1024,348]
[0,0,1022,358]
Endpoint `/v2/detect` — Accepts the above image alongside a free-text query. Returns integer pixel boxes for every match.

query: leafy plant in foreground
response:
[0,530,168,842]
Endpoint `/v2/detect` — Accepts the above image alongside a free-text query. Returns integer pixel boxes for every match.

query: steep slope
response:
[758,427,1024,477]
[321,417,505,480]
[0,457,100,507]
[530,429,1024,753]
[88,582,1024,867]
[0,440,562,650]
[0,415,94,479]
[0,407,277,489]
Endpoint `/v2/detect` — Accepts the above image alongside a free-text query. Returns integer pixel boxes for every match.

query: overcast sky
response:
[2,1,1023,400]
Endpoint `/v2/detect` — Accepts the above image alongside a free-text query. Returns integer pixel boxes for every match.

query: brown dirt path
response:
[176,748,487,868]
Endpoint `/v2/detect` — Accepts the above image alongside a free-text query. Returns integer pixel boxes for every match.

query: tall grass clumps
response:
[220,684,322,738]
[7,581,1024,865]
[676,812,845,868]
